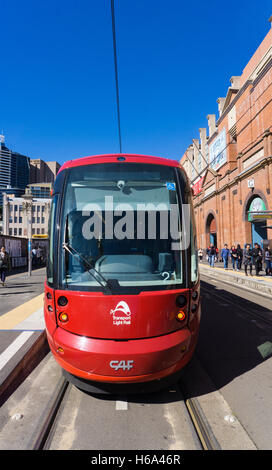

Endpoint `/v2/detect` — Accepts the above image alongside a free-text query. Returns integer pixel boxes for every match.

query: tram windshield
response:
[58,163,189,292]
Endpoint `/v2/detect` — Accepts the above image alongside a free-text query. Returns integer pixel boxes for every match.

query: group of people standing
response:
[198,243,272,277]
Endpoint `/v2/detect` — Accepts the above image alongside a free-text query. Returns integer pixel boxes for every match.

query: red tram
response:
[44,154,201,393]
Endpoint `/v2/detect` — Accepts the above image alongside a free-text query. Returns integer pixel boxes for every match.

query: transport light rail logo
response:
[110,301,132,326]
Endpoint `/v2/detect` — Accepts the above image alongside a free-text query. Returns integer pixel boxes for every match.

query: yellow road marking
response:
[0,294,44,330]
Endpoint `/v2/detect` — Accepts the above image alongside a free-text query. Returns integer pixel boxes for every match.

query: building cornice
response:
[216,56,272,128]
[193,155,272,207]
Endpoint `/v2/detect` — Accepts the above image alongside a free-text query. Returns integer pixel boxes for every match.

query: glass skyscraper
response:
[0,135,30,206]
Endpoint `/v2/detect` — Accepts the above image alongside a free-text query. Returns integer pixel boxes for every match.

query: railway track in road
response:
[28,371,220,451]
[3,273,265,451]
[31,376,69,450]
[0,351,256,450]
[182,393,220,450]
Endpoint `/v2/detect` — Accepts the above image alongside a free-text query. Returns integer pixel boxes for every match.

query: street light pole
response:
[28,223,32,277]
[22,191,33,277]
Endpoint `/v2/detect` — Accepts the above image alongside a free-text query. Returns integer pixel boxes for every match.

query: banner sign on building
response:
[192,176,204,196]
[209,128,227,171]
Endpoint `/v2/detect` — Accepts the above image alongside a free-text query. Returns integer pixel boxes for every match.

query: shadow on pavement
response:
[182,280,272,399]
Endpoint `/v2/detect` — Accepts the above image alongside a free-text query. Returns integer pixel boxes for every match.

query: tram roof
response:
[58,154,181,173]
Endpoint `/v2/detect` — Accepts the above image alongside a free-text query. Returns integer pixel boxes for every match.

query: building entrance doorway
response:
[206,214,217,247]
[247,197,268,248]
[251,221,267,247]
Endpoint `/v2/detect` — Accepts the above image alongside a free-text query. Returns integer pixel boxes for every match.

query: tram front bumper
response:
[48,326,198,384]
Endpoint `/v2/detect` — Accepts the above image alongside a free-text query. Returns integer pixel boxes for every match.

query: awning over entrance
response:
[247,197,271,245]
[248,197,271,221]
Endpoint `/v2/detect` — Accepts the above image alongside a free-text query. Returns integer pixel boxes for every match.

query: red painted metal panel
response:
[58,154,181,173]
[53,288,189,340]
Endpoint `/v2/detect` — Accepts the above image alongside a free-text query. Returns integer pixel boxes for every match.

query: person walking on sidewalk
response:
[0,246,11,286]
[264,246,272,275]
[208,245,216,267]
[36,246,42,266]
[221,244,230,270]
[237,244,243,270]
[243,244,253,276]
[252,243,263,276]
[198,248,203,262]
[230,245,239,271]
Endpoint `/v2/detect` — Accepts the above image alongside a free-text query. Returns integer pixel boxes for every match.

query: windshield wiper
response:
[62,242,112,294]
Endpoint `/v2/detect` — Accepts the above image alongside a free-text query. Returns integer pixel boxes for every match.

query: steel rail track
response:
[31,376,69,450]
[184,396,221,450]
[29,373,218,450]
[177,380,221,450]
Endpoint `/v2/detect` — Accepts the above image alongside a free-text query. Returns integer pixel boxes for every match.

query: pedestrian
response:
[208,245,216,267]
[243,244,253,276]
[236,244,243,270]
[252,243,263,276]
[230,245,238,271]
[32,247,37,266]
[0,246,11,286]
[198,248,203,262]
[264,246,272,275]
[221,244,230,270]
[36,246,42,266]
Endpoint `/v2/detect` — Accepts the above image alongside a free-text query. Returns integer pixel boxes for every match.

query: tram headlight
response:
[191,304,198,314]
[192,291,198,301]
[58,296,68,307]
[176,295,187,308]
[59,312,69,323]
[176,309,186,322]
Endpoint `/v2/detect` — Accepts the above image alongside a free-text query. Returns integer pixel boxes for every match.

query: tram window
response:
[59,163,186,291]
[191,229,198,283]
[47,195,58,285]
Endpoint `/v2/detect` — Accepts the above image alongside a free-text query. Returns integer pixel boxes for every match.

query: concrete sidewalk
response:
[200,262,272,297]
[0,267,46,317]
[0,268,48,405]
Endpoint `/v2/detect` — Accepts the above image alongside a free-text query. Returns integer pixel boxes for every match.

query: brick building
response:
[180,19,272,251]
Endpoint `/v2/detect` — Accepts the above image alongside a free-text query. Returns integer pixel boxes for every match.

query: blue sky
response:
[1,0,271,166]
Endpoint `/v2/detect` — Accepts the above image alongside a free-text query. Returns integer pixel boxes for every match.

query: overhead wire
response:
[110,0,122,154]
